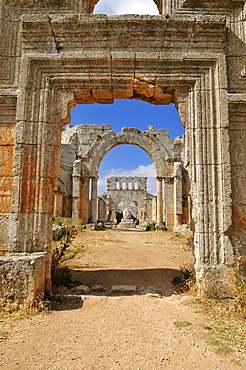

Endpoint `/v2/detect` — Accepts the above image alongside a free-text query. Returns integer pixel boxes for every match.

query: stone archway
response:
[0,1,245,301]
[64,125,180,227]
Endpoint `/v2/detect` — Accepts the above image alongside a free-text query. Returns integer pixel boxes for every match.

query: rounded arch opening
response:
[98,144,156,195]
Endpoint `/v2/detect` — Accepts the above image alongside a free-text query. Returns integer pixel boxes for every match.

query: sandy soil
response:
[0,229,245,369]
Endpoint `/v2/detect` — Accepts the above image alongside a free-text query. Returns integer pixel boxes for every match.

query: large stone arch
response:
[76,127,175,227]
[87,128,169,178]
[0,1,245,301]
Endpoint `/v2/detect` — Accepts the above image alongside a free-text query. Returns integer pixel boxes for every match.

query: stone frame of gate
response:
[0,11,239,300]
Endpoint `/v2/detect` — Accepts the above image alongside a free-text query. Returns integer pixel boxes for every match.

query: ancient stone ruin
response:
[0,0,246,301]
[55,124,186,228]
[98,176,156,225]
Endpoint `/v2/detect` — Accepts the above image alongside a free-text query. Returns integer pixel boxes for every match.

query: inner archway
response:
[97,144,156,223]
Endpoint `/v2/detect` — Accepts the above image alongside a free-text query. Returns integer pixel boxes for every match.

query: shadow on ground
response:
[50,295,84,311]
[69,268,179,297]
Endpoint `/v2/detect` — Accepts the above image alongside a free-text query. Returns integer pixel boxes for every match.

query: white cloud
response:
[94,0,159,16]
[98,163,157,195]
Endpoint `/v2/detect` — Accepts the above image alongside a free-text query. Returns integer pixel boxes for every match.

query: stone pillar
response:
[144,196,148,221]
[79,177,90,224]
[53,191,64,217]
[174,162,183,227]
[72,160,81,219]
[72,160,90,224]
[106,195,110,221]
[164,177,174,228]
[90,177,98,223]
[156,177,164,226]
[152,196,157,222]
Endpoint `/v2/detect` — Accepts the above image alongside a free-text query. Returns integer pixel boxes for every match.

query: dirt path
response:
[65,229,194,296]
[0,229,245,369]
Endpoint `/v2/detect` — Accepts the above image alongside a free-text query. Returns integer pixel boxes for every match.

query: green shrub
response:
[51,226,77,289]
[171,265,195,292]
[146,221,157,231]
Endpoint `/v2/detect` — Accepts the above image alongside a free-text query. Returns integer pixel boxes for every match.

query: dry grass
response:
[0,297,49,319]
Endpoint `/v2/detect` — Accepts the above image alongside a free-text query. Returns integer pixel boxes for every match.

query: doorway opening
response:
[53,98,193,297]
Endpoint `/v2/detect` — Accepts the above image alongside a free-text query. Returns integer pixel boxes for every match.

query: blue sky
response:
[94,0,159,15]
[70,101,183,195]
[70,1,183,195]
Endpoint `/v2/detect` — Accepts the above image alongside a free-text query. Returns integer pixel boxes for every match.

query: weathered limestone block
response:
[0,253,47,302]
[196,264,235,298]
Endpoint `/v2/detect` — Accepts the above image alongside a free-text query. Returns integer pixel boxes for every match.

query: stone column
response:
[72,160,81,219]
[156,177,164,226]
[174,162,183,227]
[164,177,174,228]
[79,177,90,224]
[106,195,110,221]
[90,177,98,223]
[144,195,148,221]
[152,196,157,222]
[53,191,64,217]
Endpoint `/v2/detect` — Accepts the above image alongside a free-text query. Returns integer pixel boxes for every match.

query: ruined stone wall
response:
[98,176,155,222]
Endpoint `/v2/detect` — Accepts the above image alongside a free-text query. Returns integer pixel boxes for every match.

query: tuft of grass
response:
[183,236,193,251]
[171,264,196,293]
[173,321,192,327]
[61,243,86,261]
[0,297,49,318]
[169,233,181,240]
[203,321,245,357]
[0,332,9,342]
[230,359,242,366]
[234,260,246,317]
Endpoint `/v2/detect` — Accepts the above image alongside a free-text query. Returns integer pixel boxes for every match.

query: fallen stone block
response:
[111,285,137,293]
[71,285,91,294]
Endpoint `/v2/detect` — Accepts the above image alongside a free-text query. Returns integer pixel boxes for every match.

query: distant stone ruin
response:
[98,176,156,224]
[0,0,246,301]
